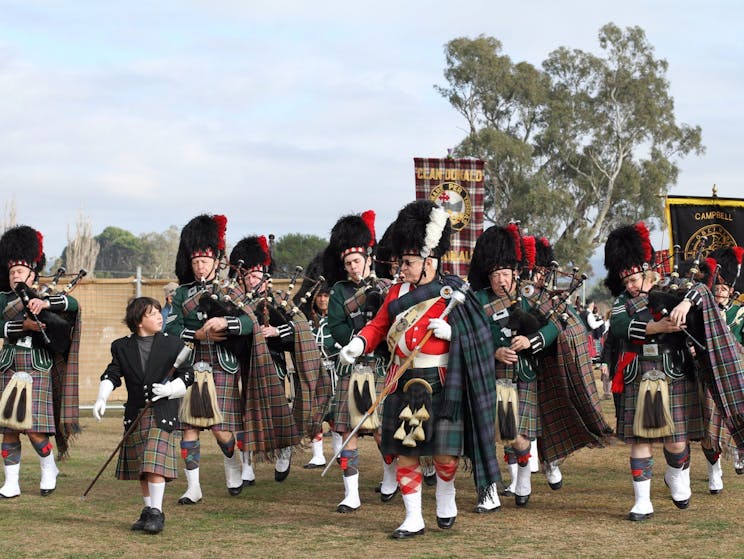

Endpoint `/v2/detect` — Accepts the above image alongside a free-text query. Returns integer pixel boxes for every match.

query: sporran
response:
[633,369,674,438]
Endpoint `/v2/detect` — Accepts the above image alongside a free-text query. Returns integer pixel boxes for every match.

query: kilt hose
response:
[116,407,179,481]
[380,367,464,457]
[0,347,55,434]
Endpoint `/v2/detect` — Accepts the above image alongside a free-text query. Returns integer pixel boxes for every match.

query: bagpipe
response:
[13,267,87,355]
[645,242,707,354]
[508,263,588,337]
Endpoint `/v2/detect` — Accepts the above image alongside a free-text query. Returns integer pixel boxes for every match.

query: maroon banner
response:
[414,157,485,277]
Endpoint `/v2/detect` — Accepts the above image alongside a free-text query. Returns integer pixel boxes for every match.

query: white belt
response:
[394,353,448,369]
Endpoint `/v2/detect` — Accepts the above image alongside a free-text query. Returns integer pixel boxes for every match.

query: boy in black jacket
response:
[93,297,194,534]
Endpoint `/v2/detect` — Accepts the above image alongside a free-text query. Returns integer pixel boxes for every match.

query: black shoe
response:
[474,504,501,514]
[143,509,165,534]
[336,503,359,513]
[131,506,154,531]
[627,511,653,521]
[709,488,722,495]
[242,479,255,487]
[423,473,437,487]
[374,483,382,493]
[380,486,399,503]
[228,485,243,496]
[515,494,530,507]
[548,479,563,491]
[499,487,515,497]
[663,475,690,509]
[736,467,744,475]
[391,527,425,539]
[274,464,291,482]
[436,516,456,529]
[303,462,326,469]
[672,497,690,509]
[40,488,56,497]
[177,496,200,505]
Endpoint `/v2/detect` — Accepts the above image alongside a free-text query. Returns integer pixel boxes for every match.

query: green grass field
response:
[3,400,744,559]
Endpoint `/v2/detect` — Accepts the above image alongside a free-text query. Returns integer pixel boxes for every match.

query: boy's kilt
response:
[117,407,179,481]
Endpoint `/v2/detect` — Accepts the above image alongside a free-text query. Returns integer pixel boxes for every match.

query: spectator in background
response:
[161,283,177,332]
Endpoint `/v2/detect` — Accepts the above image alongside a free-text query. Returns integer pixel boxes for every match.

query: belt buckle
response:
[642,344,659,358]
[641,369,665,381]
[16,336,32,349]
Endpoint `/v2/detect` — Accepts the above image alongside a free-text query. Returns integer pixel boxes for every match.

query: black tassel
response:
[652,390,666,429]
[353,378,372,414]
[642,389,657,429]
[199,380,215,419]
[190,381,205,418]
[16,387,27,423]
[500,400,517,441]
[3,386,17,420]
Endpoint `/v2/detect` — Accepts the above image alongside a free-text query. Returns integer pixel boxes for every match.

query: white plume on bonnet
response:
[421,205,449,258]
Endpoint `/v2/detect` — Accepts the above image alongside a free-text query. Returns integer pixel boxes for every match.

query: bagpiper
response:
[340,200,500,537]
[0,225,81,499]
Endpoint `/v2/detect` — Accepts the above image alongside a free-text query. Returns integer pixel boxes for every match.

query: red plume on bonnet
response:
[522,235,536,271]
[213,214,227,252]
[733,246,744,265]
[258,235,271,266]
[36,230,44,263]
[506,222,522,262]
[635,222,652,264]
[361,210,376,246]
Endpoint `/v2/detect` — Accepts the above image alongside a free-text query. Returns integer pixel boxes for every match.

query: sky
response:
[1,0,742,272]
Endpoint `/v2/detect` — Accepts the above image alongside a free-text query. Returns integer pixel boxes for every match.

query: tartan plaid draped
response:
[52,307,82,459]
[694,285,744,451]
[537,309,613,462]
[236,297,300,454]
[288,311,331,438]
[442,276,501,491]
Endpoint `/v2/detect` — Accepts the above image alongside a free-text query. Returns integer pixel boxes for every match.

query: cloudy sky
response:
[2,1,742,264]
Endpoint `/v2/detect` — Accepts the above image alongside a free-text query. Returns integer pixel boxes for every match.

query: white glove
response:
[427,318,452,341]
[93,379,115,421]
[152,378,187,401]
[339,337,365,366]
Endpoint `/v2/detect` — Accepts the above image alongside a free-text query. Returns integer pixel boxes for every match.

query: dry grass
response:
[3,399,744,559]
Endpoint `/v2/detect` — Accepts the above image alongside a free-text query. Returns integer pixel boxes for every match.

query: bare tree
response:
[1,197,17,232]
[66,209,100,277]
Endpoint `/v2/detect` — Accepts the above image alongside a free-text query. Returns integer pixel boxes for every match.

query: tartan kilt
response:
[495,369,540,439]
[380,367,464,457]
[116,407,179,481]
[0,348,55,434]
[332,357,385,433]
[618,373,704,444]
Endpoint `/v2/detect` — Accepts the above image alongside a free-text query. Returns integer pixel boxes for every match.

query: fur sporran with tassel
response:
[495,378,518,442]
[179,361,223,428]
[348,364,380,430]
[393,378,432,448]
[633,370,674,438]
[0,371,33,431]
